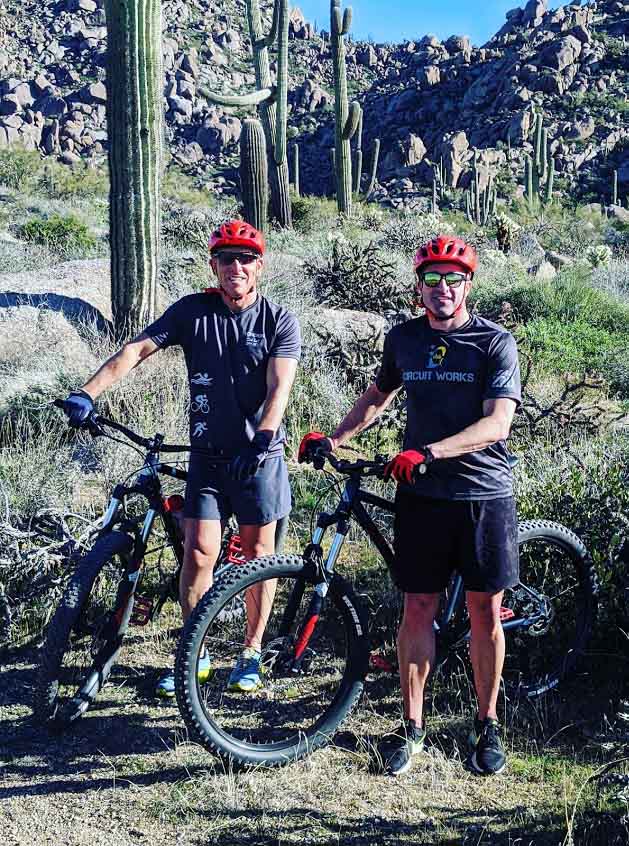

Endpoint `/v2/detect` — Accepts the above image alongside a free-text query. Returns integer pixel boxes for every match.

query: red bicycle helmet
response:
[414,235,478,276]
[209,220,265,256]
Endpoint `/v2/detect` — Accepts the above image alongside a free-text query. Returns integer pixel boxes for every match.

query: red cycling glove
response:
[384,448,433,483]
[298,431,333,463]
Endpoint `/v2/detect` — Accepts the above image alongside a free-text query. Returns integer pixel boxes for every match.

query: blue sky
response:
[296,0,564,47]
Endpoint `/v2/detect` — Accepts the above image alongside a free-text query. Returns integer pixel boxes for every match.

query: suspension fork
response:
[112,507,160,633]
[285,500,353,672]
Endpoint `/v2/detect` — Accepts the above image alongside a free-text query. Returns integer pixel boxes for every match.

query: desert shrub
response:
[519,318,621,377]
[291,195,340,234]
[0,147,42,191]
[17,213,97,257]
[161,199,239,252]
[38,160,108,199]
[378,210,454,255]
[590,259,629,303]
[305,239,411,313]
[585,244,613,268]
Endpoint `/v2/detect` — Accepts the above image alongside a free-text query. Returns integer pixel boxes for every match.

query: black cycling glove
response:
[63,390,94,427]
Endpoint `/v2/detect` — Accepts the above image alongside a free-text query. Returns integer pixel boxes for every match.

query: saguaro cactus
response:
[240,118,268,233]
[291,141,300,197]
[352,106,363,195]
[331,0,361,216]
[613,169,618,206]
[201,0,291,228]
[363,137,380,200]
[105,0,163,338]
[465,162,496,226]
[523,112,555,211]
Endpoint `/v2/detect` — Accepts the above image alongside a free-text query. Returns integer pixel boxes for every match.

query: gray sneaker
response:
[468,716,507,775]
[377,719,426,776]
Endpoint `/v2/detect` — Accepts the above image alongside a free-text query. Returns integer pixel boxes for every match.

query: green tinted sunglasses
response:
[419,271,468,287]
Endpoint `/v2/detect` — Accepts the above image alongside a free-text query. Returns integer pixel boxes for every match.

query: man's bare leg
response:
[397,592,441,725]
[466,590,505,720]
[180,518,223,621]
[239,521,277,651]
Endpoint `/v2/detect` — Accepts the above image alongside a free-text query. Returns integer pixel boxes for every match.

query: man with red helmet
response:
[62,219,301,697]
[299,235,521,776]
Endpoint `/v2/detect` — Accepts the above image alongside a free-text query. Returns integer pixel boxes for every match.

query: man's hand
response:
[384,448,434,483]
[229,432,272,482]
[62,390,94,428]
[298,432,334,464]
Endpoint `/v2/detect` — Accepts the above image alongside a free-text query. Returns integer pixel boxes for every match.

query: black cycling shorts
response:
[391,489,519,594]
[184,453,291,525]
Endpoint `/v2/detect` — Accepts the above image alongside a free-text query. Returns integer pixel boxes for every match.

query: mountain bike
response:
[176,449,598,769]
[33,402,287,728]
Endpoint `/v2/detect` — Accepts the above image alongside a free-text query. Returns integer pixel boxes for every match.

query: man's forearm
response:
[331,383,398,447]
[257,387,292,437]
[82,345,146,399]
[428,415,510,460]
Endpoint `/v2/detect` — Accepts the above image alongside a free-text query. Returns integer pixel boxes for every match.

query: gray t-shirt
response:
[376,314,521,500]
[144,291,301,455]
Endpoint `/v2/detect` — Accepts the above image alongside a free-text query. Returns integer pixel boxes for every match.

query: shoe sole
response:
[228,681,262,693]
[469,751,506,776]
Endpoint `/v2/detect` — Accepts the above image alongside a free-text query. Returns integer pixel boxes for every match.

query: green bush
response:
[38,160,108,200]
[519,317,621,376]
[291,195,339,234]
[0,147,42,191]
[17,213,97,256]
[305,238,411,313]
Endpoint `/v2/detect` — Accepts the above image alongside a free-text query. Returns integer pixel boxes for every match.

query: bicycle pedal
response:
[130,594,153,626]
[227,534,247,565]
[499,606,515,622]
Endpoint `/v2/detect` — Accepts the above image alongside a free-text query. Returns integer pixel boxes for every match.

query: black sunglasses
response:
[214,252,259,266]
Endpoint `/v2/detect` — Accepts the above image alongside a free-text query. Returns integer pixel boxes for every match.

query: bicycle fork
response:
[282,510,350,674]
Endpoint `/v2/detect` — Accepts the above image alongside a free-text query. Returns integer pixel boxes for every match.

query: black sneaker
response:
[377,719,426,776]
[468,716,506,775]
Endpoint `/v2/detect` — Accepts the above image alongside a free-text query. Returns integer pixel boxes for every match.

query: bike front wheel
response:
[33,531,134,727]
[175,554,370,768]
[502,520,598,697]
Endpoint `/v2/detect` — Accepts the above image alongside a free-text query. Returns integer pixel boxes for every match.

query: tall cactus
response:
[363,137,380,200]
[465,162,496,226]
[201,0,291,227]
[613,169,618,206]
[240,118,268,233]
[352,106,363,194]
[330,0,360,216]
[524,112,554,211]
[105,0,163,338]
[291,142,300,197]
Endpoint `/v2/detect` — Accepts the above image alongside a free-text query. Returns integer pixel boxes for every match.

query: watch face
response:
[418,464,427,475]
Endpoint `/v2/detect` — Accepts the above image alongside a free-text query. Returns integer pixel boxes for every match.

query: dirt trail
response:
[0,636,620,846]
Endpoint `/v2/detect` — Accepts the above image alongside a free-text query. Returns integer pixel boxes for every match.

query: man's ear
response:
[256,256,264,274]
[209,256,218,276]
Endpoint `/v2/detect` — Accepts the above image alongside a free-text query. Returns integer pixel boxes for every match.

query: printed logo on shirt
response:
[191,394,211,414]
[245,332,265,347]
[426,344,447,369]
[192,421,208,438]
[153,332,168,346]
[403,370,475,384]
[191,372,213,386]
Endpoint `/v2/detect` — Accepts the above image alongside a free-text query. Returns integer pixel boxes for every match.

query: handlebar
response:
[310,446,389,478]
[53,399,227,458]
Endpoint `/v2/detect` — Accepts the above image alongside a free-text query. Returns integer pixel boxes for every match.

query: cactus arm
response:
[343,101,361,140]
[273,0,289,166]
[613,169,618,205]
[199,85,275,107]
[256,0,281,48]
[341,7,352,33]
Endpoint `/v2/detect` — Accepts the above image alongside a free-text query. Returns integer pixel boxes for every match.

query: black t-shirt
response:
[376,314,521,500]
[144,292,301,454]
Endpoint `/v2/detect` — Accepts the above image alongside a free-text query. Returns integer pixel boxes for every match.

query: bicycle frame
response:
[304,468,549,657]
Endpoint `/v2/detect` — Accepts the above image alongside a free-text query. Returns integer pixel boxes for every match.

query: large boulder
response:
[306,307,386,351]
[539,35,582,72]
[436,131,472,187]
[196,111,242,152]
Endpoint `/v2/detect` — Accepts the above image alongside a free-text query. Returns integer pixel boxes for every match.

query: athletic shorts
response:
[184,453,291,525]
[391,489,519,594]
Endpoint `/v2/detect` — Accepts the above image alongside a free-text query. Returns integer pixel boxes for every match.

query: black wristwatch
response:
[418,445,435,474]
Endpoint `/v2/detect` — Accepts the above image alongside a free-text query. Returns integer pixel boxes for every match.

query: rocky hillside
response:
[0,0,627,205]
